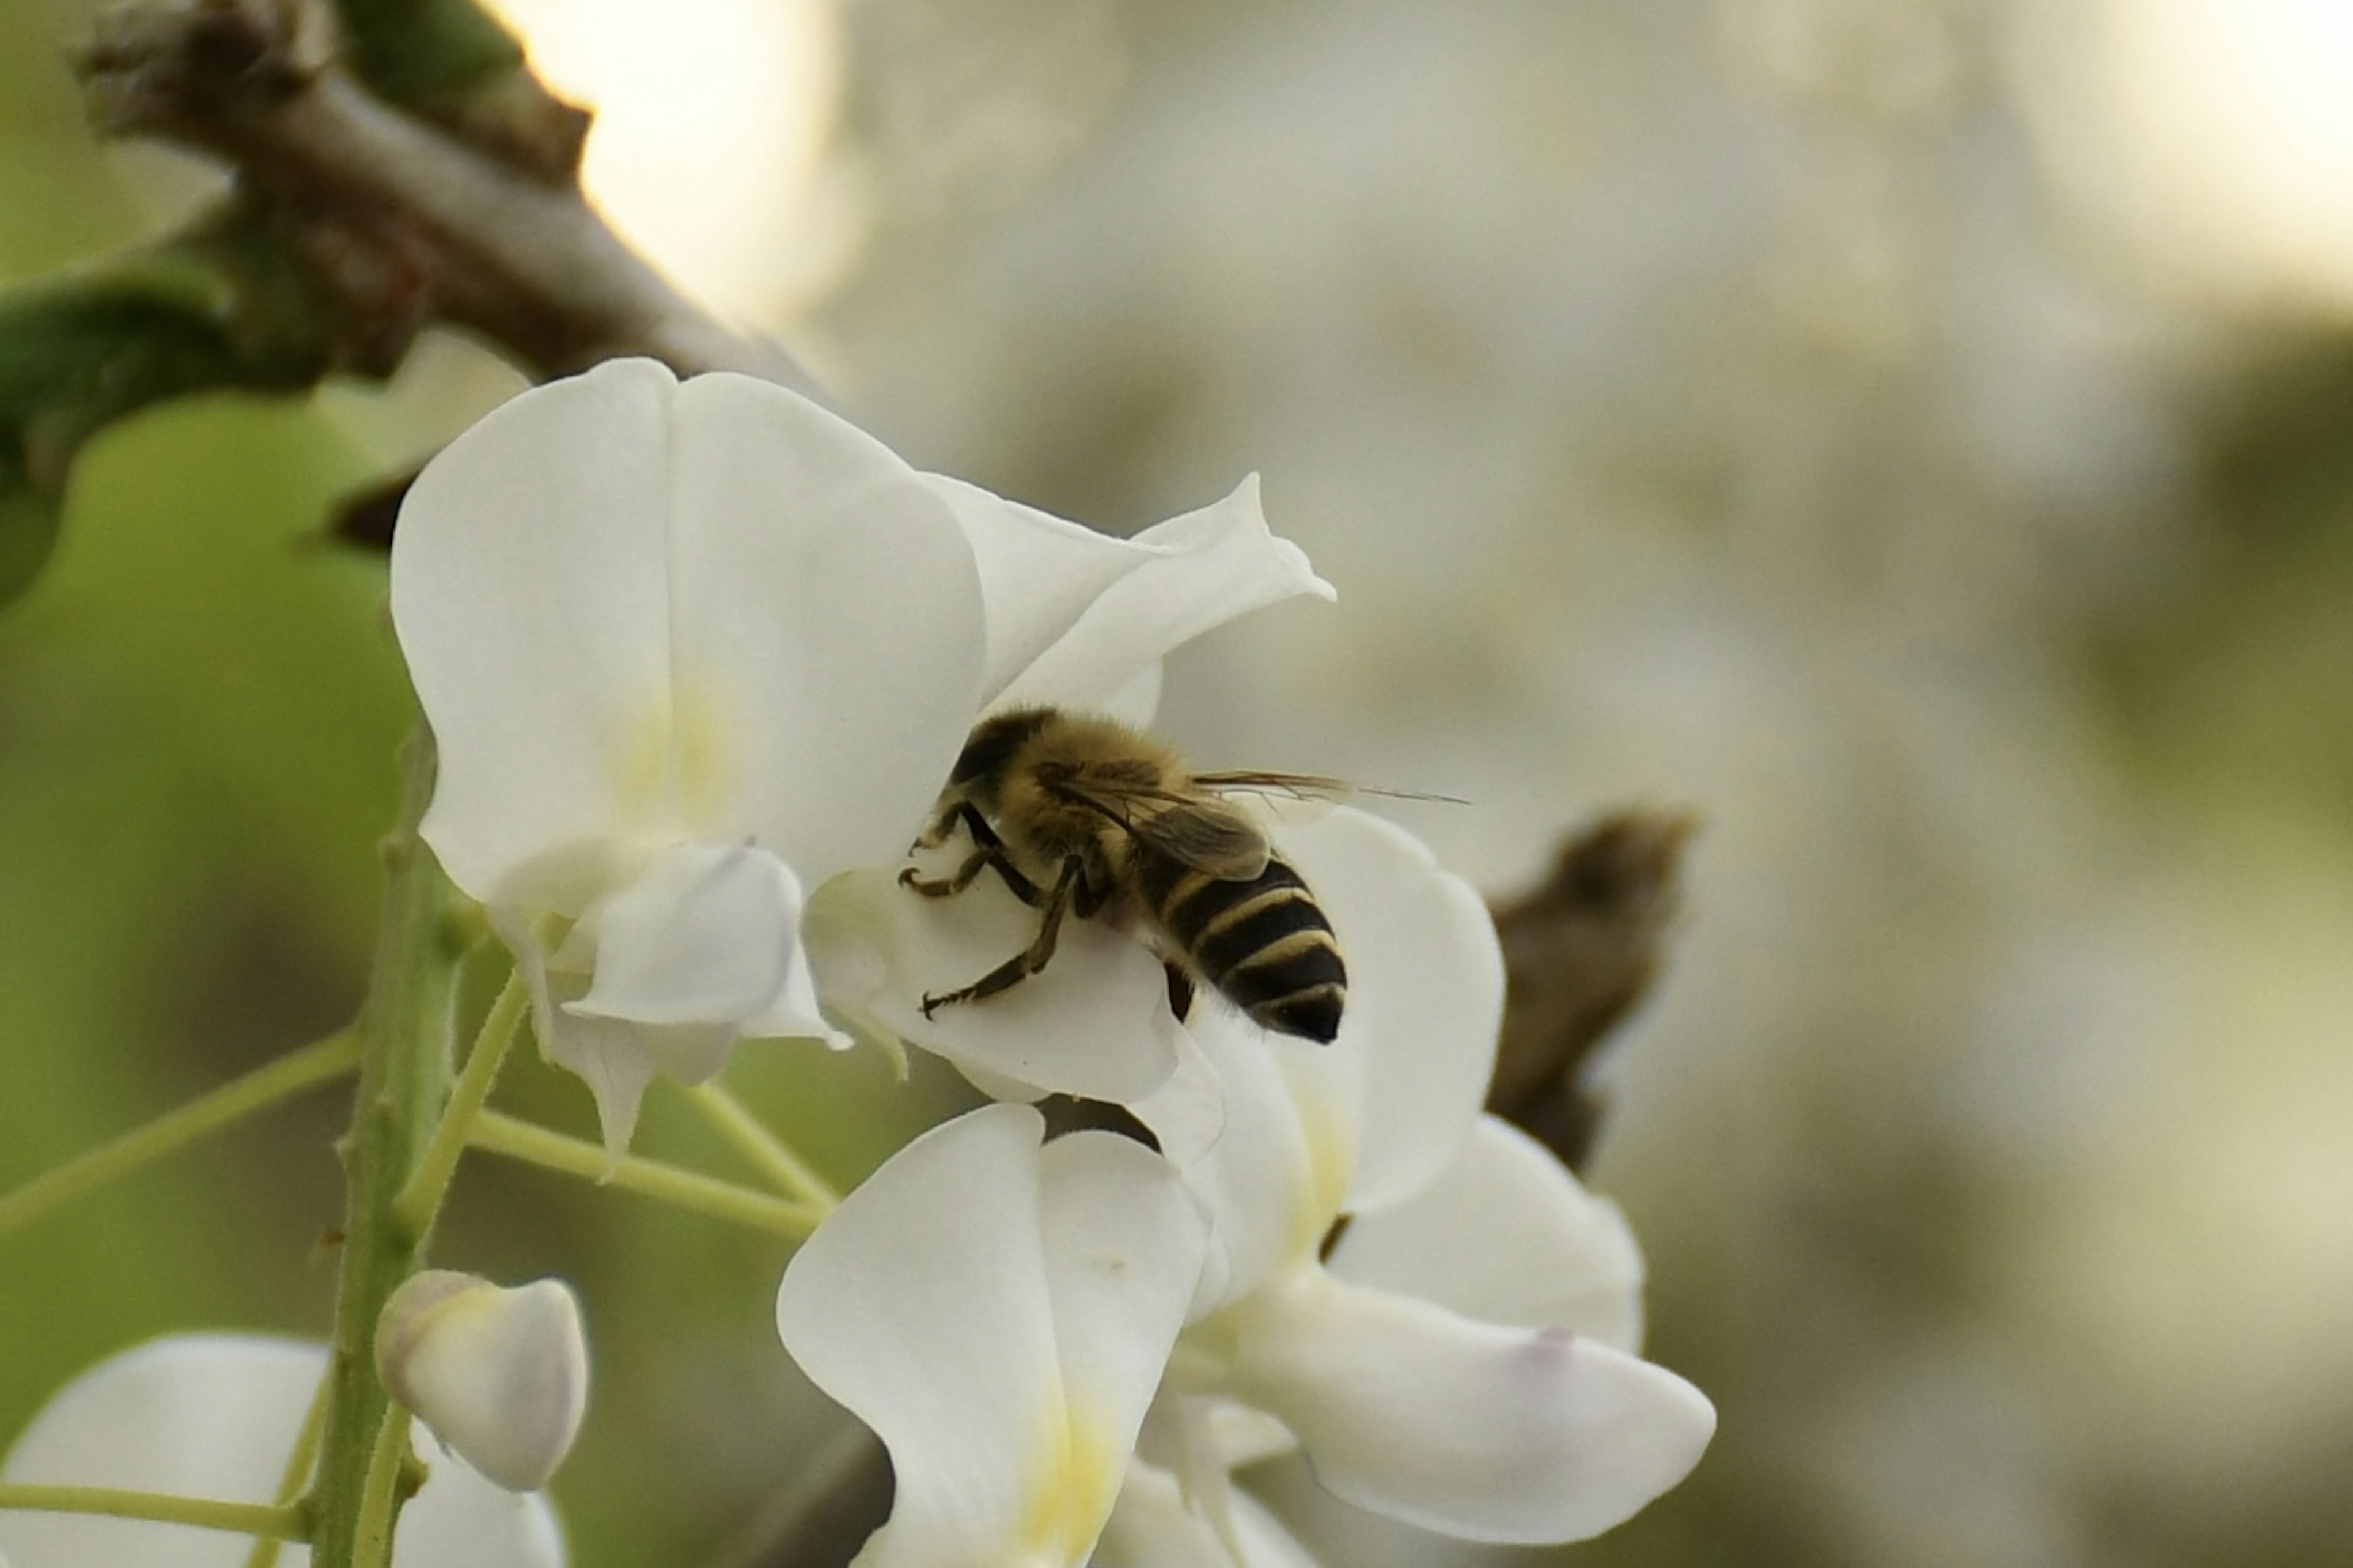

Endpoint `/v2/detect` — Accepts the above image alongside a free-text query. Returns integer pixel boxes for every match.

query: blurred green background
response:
[7,0,2353,1564]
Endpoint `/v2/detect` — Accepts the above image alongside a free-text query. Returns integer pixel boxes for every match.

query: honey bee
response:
[900,706,1393,1043]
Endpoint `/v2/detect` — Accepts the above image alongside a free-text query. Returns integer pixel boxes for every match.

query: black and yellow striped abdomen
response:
[1138,852,1347,1043]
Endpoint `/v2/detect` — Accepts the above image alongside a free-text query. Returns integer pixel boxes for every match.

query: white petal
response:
[1096,1460,1321,1568]
[664,375,986,879]
[1275,809,1503,1214]
[991,478,1333,718]
[377,1274,589,1492]
[391,359,678,908]
[776,1107,1202,1568]
[919,476,1164,708]
[1222,1273,1713,1545]
[0,1335,565,1568]
[1124,1028,1227,1171]
[1145,1011,1325,1317]
[1328,1116,1646,1352]
[802,868,1184,1105]
[566,841,801,1027]
[501,911,662,1159]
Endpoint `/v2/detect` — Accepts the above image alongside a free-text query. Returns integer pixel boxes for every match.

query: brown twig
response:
[74,0,817,387]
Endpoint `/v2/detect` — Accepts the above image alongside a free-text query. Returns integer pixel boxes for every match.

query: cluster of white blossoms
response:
[0,361,1710,1566]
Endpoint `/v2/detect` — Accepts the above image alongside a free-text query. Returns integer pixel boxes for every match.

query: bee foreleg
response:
[919,856,1082,1017]
[898,843,1042,905]
[914,800,1006,852]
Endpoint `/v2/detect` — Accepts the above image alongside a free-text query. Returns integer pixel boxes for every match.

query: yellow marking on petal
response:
[608,683,738,831]
[1016,1396,1118,1566]
[614,693,674,819]
[1291,1096,1355,1258]
[667,679,737,830]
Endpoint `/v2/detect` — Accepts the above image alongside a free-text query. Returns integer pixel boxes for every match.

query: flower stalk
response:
[680,1081,841,1210]
[0,1483,308,1540]
[465,1113,828,1237]
[0,1031,360,1240]
[307,726,471,1568]
[392,968,528,1238]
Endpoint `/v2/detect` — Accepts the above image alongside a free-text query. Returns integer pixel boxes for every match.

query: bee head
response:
[949,707,1056,806]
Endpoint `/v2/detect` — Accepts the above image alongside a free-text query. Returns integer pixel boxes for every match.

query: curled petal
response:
[392,359,677,909]
[0,1335,565,1568]
[565,841,803,1028]
[1222,1273,1713,1545]
[1328,1116,1646,1352]
[378,1274,590,1492]
[1097,1460,1321,1568]
[803,869,1184,1105]
[991,477,1333,721]
[501,912,667,1160]
[1275,809,1504,1214]
[663,376,987,878]
[920,476,1167,708]
[776,1106,1207,1568]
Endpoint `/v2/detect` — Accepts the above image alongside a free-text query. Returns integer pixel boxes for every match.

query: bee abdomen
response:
[1148,857,1347,1044]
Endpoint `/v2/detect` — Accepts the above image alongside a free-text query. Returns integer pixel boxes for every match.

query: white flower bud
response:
[377,1271,588,1493]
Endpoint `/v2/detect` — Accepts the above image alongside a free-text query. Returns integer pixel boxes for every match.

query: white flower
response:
[0,1335,566,1568]
[377,1273,589,1492]
[775,1104,1208,1568]
[1132,806,1716,1550]
[392,360,1329,1151]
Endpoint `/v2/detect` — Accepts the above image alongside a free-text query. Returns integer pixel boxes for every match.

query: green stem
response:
[0,1032,362,1240]
[679,1081,841,1211]
[390,969,525,1237]
[243,1366,333,1568]
[348,1403,411,1568]
[0,1484,306,1540]
[308,729,469,1568]
[467,1112,825,1237]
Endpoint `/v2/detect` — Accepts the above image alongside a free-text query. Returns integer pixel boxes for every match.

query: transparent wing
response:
[1192,770,1469,806]
[1042,774,1271,878]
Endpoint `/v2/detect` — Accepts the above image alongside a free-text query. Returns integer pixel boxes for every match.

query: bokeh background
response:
[6,1,2353,1564]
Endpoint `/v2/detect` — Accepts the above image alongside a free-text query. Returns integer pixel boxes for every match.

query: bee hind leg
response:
[920,857,1082,1017]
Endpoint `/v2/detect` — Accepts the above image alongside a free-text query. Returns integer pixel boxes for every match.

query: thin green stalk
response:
[0,1032,360,1240]
[348,1403,411,1568]
[468,1112,825,1237]
[679,1081,841,1211]
[0,1483,306,1540]
[308,729,469,1568]
[391,968,526,1237]
[243,1365,333,1568]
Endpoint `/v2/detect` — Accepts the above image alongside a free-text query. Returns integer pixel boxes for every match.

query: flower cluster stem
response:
[466,1112,826,1236]
[307,728,469,1568]
[680,1080,841,1210]
[347,1403,412,1568]
[0,1031,361,1240]
[0,1483,306,1540]
[391,968,526,1238]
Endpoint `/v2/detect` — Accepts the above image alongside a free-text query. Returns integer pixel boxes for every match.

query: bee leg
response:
[898,844,1041,904]
[920,856,1082,1017]
[1163,963,1197,1021]
[913,800,1003,852]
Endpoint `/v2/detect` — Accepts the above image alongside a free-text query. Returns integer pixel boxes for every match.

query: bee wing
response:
[1127,796,1271,879]
[1043,774,1271,878]
[1191,771,1470,828]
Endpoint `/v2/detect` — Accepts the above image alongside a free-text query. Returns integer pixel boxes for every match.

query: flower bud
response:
[377,1271,588,1492]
